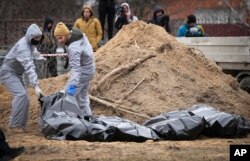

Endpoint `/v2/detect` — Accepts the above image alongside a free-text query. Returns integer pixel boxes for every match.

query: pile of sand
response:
[0,21,249,128]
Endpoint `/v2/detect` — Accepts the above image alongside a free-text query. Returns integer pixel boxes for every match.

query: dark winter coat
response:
[149,6,170,33]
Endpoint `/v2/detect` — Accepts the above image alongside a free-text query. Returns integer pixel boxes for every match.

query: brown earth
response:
[0,21,249,161]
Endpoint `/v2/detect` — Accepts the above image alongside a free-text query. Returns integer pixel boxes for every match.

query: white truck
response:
[176,37,250,93]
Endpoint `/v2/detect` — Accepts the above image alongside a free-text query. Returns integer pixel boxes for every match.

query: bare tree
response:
[222,0,249,28]
[0,0,83,19]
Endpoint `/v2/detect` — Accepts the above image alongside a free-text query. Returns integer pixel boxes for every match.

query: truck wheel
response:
[239,76,250,94]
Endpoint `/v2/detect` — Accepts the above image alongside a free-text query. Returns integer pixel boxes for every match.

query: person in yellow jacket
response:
[74,5,103,51]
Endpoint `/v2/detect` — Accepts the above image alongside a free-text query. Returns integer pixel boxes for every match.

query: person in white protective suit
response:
[0,24,43,131]
[54,22,95,119]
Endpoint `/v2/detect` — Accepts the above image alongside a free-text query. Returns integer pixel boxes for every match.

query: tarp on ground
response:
[187,104,250,137]
[39,92,159,141]
[39,92,250,141]
[89,116,159,142]
[39,92,84,130]
[144,104,250,139]
[143,110,206,140]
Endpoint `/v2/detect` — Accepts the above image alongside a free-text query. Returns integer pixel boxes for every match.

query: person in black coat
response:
[149,6,170,33]
[37,16,58,77]
[114,3,138,31]
[98,0,116,40]
[0,129,25,161]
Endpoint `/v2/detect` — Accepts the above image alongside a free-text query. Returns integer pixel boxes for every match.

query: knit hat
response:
[54,22,70,37]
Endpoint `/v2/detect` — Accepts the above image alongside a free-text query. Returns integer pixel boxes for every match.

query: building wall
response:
[160,0,250,36]
[195,8,244,24]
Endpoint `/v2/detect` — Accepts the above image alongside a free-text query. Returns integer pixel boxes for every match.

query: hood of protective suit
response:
[25,24,42,43]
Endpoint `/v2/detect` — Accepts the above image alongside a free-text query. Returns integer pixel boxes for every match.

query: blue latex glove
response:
[67,85,76,95]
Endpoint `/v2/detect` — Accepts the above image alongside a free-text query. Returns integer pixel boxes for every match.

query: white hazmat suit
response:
[64,28,95,116]
[0,24,42,129]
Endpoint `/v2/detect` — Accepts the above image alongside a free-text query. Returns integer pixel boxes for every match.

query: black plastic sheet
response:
[39,92,159,141]
[144,104,250,139]
[143,110,206,140]
[39,92,250,141]
[41,111,107,141]
[39,92,84,129]
[89,116,159,142]
[187,105,250,137]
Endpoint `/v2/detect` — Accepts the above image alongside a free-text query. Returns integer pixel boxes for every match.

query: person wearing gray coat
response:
[0,24,43,130]
[54,22,95,118]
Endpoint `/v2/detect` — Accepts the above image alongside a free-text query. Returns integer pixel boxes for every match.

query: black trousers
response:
[98,0,116,40]
[0,129,9,156]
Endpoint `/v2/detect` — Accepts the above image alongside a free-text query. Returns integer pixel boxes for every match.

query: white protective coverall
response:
[65,28,95,116]
[0,24,42,128]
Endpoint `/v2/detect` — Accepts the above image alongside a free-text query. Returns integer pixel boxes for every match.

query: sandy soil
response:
[0,21,249,161]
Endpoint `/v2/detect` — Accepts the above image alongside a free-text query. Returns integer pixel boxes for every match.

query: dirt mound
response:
[91,20,250,122]
[0,21,249,128]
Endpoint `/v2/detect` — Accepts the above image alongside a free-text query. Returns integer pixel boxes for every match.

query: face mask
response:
[31,38,40,45]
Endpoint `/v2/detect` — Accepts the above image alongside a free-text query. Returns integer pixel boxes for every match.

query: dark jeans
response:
[98,0,116,40]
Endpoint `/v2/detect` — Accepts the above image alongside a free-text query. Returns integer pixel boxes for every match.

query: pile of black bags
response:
[39,92,250,141]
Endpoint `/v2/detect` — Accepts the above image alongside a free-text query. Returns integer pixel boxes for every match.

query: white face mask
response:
[190,27,199,33]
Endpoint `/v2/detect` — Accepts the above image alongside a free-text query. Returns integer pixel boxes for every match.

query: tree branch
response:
[92,54,156,92]
[89,94,150,119]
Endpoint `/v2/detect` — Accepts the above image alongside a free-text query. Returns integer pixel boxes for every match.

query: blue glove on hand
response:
[67,85,76,95]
